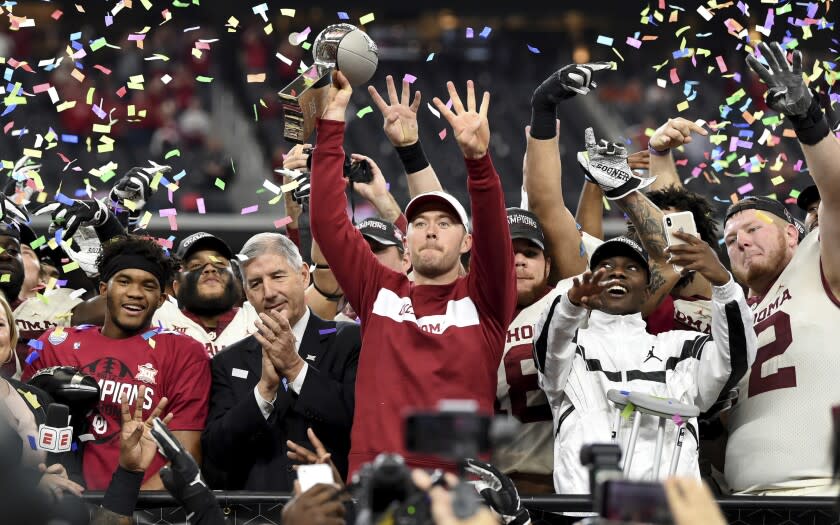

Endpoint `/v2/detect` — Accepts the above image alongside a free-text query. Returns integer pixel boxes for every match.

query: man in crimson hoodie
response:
[309,72,516,476]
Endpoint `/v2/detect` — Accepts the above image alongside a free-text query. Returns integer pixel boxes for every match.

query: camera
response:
[303,147,374,184]
[351,454,436,525]
[665,217,672,227]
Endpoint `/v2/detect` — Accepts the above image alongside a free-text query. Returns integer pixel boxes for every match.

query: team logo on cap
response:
[135,363,158,385]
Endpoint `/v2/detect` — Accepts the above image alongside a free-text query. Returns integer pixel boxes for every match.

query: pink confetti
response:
[128,34,146,41]
[274,216,293,228]
[737,183,754,195]
[51,10,63,20]
[672,414,684,426]
[241,205,259,215]
[466,27,474,39]
[716,56,727,73]
[669,68,679,84]
[438,128,447,140]
[626,37,642,49]
[196,198,205,214]
[105,15,112,26]
[403,74,417,84]
[33,83,51,93]
[168,216,178,231]
[158,208,177,217]
[3,122,13,134]
[116,86,127,98]
[94,65,112,75]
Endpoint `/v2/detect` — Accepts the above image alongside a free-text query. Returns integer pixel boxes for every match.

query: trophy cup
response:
[279,23,379,144]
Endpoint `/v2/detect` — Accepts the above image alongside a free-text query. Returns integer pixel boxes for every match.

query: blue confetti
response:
[25,351,39,365]
[69,32,82,41]
[426,53,435,62]
[1,104,16,117]
[27,339,43,350]
[141,329,159,340]
[527,44,540,54]
[61,134,78,144]
[337,11,349,20]
[55,193,75,206]
[71,441,78,452]
[27,435,36,450]
[319,328,337,335]
[479,26,492,38]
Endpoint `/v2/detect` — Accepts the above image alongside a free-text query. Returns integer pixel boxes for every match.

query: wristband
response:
[312,279,344,301]
[789,93,831,146]
[529,105,557,140]
[395,141,430,174]
[101,466,144,516]
[647,144,670,156]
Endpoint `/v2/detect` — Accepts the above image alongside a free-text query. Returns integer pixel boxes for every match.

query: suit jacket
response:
[201,311,360,490]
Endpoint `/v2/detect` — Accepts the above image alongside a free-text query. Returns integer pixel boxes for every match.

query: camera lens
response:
[666,218,672,226]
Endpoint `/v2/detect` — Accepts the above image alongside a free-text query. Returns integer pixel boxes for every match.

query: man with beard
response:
[22,235,210,490]
[534,233,756,493]
[152,232,258,356]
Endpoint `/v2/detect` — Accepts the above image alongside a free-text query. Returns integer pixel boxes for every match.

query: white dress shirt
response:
[254,308,312,419]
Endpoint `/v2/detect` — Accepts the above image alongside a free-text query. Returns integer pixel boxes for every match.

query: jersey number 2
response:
[748,311,795,397]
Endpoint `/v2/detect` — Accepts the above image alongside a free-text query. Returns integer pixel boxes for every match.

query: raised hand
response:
[746,41,811,117]
[568,268,614,309]
[664,231,731,286]
[118,385,172,473]
[321,70,353,122]
[35,199,110,239]
[278,144,313,207]
[649,118,708,153]
[577,128,656,200]
[368,75,422,147]
[433,80,490,160]
[628,150,650,171]
[287,427,344,489]
[532,61,613,105]
[110,162,171,214]
[349,154,388,202]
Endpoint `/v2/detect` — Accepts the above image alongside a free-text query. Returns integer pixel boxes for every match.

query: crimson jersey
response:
[21,326,211,489]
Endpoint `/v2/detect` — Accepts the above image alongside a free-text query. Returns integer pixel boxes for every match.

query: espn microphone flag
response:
[38,403,73,453]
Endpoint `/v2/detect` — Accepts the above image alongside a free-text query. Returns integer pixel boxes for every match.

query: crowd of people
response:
[0,35,836,525]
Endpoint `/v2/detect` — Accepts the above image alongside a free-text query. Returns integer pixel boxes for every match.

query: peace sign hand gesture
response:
[118,385,173,473]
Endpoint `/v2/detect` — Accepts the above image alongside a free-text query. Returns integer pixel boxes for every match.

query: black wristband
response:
[395,141,430,174]
[529,105,557,140]
[789,93,831,146]
[94,212,127,242]
[312,279,344,301]
[101,466,143,516]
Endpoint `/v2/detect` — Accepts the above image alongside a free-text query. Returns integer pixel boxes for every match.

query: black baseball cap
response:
[0,220,21,241]
[507,208,545,250]
[796,185,820,211]
[175,232,233,262]
[724,196,806,238]
[358,218,404,253]
[590,236,650,281]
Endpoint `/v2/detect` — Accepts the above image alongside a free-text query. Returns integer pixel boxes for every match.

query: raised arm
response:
[369,75,443,198]
[525,63,612,282]
[432,80,516,330]
[647,118,708,191]
[348,153,406,228]
[746,41,840,295]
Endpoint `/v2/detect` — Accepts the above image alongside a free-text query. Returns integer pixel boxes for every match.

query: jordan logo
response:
[644,346,662,363]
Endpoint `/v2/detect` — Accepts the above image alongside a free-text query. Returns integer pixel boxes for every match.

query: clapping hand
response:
[433,81,490,160]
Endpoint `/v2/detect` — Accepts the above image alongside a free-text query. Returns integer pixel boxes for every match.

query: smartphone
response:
[297,463,335,493]
[663,211,699,273]
[599,480,673,524]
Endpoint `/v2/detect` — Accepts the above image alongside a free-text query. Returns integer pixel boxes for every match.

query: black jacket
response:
[201,311,360,490]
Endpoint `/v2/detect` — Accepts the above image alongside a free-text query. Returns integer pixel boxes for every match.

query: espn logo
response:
[38,424,73,453]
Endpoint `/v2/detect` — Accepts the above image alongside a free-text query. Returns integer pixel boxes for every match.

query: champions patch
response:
[48,330,69,346]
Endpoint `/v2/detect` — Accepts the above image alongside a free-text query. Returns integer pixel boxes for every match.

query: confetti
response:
[215,178,226,190]
[196,198,205,214]
[196,76,214,83]
[672,414,684,426]
[274,216,293,228]
[697,5,713,21]
[621,402,635,420]
[359,12,375,25]
[247,73,266,82]
[596,35,614,46]
[527,44,540,54]
[439,128,447,140]
[280,8,296,17]
[403,74,417,84]
[241,205,258,215]
[356,106,373,118]
[426,53,435,62]
[466,27,474,39]
[479,26,492,38]
[337,12,349,20]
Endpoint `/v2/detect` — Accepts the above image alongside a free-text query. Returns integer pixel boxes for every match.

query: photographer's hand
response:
[412,470,496,525]
[286,427,345,490]
[348,154,401,224]
[282,483,345,525]
[664,478,726,525]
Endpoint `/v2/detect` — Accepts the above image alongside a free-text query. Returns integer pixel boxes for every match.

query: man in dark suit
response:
[202,232,360,490]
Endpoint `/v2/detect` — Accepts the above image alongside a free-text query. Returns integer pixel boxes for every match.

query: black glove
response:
[530,62,613,139]
[109,163,171,215]
[463,458,531,525]
[35,199,110,240]
[291,171,311,206]
[151,418,223,524]
[746,41,811,118]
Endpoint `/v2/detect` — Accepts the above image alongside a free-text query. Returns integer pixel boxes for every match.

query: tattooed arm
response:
[617,191,682,316]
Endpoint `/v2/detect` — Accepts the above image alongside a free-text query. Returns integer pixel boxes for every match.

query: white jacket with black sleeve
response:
[533,276,756,494]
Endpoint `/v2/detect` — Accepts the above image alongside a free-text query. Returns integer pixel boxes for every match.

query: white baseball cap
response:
[405,191,470,231]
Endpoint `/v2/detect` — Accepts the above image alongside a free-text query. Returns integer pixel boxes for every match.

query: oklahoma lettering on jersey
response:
[726,229,840,492]
[673,297,712,334]
[21,326,211,489]
[152,299,258,357]
[493,285,567,475]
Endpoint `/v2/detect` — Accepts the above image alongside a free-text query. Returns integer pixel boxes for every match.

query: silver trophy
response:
[279,23,378,144]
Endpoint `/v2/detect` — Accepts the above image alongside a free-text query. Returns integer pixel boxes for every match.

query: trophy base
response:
[279,64,333,144]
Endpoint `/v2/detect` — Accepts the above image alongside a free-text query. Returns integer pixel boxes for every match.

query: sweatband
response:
[529,105,557,140]
[101,466,143,516]
[100,254,168,290]
[395,141,430,174]
[788,93,831,146]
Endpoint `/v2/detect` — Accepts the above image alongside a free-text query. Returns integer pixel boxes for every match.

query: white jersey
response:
[151,299,259,357]
[534,278,756,494]
[726,229,840,492]
[493,282,571,475]
[12,288,84,377]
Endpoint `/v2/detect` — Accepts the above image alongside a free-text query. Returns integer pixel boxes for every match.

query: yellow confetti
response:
[22,148,42,159]
[756,211,774,224]
[359,12,375,25]
[20,390,40,409]
[280,8,295,16]
[247,73,266,83]
[676,100,689,112]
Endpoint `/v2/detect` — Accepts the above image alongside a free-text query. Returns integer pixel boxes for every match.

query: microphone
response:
[37,403,73,453]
